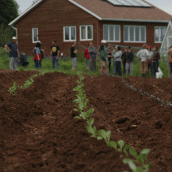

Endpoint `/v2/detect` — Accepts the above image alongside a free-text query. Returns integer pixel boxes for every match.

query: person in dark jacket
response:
[152,46,160,78]
[107,44,112,72]
[121,48,127,74]
[126,46,134,75]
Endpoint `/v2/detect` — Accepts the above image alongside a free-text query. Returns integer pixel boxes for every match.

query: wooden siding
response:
[16,0,99,56]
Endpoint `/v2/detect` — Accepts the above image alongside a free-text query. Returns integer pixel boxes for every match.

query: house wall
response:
[99,21,168,49]
[16,0,99,56]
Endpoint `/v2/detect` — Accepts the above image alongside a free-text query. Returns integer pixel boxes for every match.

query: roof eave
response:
[102,18,171,23]
[9,0,43,26]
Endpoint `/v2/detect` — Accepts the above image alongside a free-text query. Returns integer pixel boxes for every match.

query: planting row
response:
[73,74,152,172]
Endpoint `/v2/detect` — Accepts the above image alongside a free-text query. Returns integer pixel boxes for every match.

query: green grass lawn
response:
[0,49,169,78]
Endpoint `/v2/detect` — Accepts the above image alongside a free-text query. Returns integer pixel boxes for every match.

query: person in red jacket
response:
[84,44,90,70]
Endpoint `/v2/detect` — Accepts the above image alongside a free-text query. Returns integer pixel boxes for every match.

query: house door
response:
[167,36,172,48]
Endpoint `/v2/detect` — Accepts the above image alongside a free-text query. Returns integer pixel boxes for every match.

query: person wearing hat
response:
[147,46,153,75]
[98,40,107,75]
[126,46,134,76]
[50,40,60,69]
[33,41,42,68]
[5,37,20,70]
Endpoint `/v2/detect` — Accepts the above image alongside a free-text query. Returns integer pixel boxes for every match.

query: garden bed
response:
[0,70,172,172]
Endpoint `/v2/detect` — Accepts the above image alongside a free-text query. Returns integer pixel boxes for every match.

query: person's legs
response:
[123,62,126,74]
[93,58,96,71]
[89,58,93,71]
[72,58,77,71]
[116,61,119,76]
[130,62,133,76]
[13,57,19,70]
[140,62,144,76]
[9,57,14,70]
[52,56,56,69]
[86,59,89,69]
[56,58,60,69]
[38,60,42,69]
[113,61,117,74]
[126,63,129,75]
[118,61,122,76]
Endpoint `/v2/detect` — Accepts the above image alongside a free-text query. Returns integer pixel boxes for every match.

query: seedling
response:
[8,82,17,95]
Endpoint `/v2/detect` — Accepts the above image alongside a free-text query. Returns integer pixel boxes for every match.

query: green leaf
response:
[135,167,144,172]
[146,162,153,169]
[74,116,81,119]
[86,126,96,137]
[140,149,150,155]
[97,129,107,140]
[88,107,94,114]
[97,136,103,140]
[123,145,131,156]
[123,158,130,164]
[117,140,125,151]
[138,154,146,163]
[74,109,78,112]
[87,118,94,126]
[129,147,137,156]
[106,130,111,143]
[107,141,117,150]
[128,161,137,171]
[80,112,88,120]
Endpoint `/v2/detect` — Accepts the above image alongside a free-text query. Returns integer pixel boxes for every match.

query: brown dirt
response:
[0,71,172,172]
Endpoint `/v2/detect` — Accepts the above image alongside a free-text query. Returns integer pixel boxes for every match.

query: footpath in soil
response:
[0,70,172,172]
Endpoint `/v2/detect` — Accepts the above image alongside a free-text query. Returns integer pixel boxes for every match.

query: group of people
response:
[4,36,172,78]
[83,40,162,77]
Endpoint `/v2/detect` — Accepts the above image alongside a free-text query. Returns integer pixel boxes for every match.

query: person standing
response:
[5,37,20,70]
[147,46,153,75]
[137,44,149,77]
[113,46,122,76]
[88,42,97,71]
[71,42,77,71]
[50,40,60,69]
[152,46,161,78]
[121,48,127,74]
[112,48,117,75]
[33,41,42,69]
[84,44,90,70]
[98,40,107,75]
[107,44,112,72]
[126,46,134,76]
[168,45,172,78]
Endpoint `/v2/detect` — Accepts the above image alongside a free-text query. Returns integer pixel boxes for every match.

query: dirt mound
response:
[0,71,172,172]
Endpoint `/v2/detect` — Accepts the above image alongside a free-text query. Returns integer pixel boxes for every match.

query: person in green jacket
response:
[98,40,107,75]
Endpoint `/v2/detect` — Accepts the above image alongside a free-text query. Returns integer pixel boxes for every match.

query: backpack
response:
[99,49,106,61]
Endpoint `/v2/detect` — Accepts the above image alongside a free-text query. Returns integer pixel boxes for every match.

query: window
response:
[154,26,167,43]
[103,25,121,42]
[63,26,76,42]
[80,25,93,41]
[124,25,146,42]
[32,28,38,43]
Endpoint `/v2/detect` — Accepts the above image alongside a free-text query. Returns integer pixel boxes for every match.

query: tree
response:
[0,0,19,47]
[0,0,19,26]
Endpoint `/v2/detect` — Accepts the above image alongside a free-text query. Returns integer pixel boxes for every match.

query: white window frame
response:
[80,25,93,41]
[32,28,38,43]
[63,26,76,42]
[123,25,146,43]
[154,26,167,43]
[103,25,121,42]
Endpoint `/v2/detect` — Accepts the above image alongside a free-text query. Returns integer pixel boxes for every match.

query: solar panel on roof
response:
[106,0,152,7]
[107,0,122,6]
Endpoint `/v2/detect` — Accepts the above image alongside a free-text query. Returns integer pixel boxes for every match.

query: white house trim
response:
[9,0,43,26]
[102,18,171,23]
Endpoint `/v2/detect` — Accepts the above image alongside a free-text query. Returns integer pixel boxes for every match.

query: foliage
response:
[0,0,19,25]
[8,74,38,95]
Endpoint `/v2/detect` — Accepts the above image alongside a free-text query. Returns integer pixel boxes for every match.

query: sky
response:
[15,0,172,16]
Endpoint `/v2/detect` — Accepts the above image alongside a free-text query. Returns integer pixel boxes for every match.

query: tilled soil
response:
[0,70,172,172]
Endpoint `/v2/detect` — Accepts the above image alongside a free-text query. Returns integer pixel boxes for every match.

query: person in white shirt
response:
[137,44,149,77]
